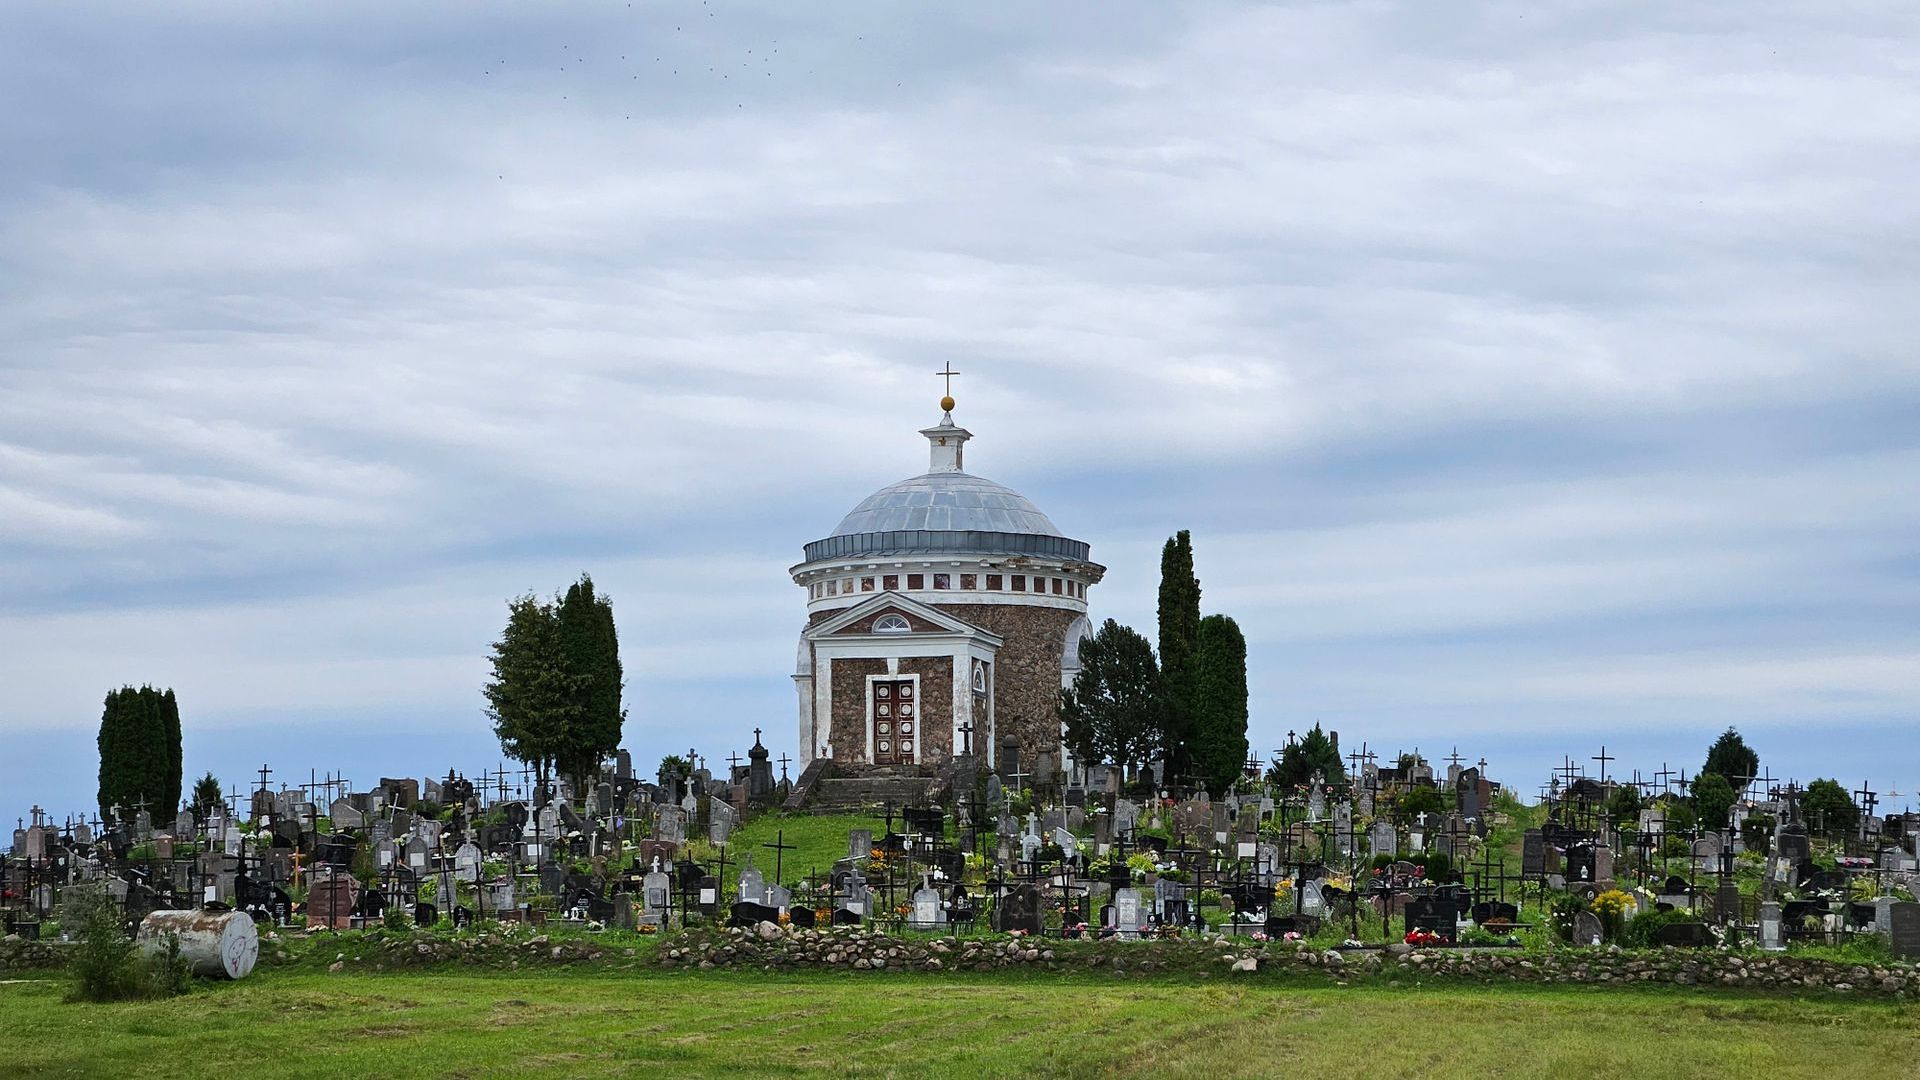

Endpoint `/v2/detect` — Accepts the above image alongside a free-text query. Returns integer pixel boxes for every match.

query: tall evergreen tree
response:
[96,686,182,821]
[159,689,183,816]
[1701,727,1759,789]
[484,594,583,792]
[1060,620,1167,783]
[1191,614,1249,794]
[555,574,626,789]
[1156,530,1201,780]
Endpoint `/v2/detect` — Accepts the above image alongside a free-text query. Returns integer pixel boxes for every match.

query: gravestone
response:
[1333,802,1353,856]
[1571,910,1604,946]
[1692,834,1723,863]
[1890,902,1920,961]
[1299,879,1326,918]
[910,881,945,930]
[308,874,360,930]
[994,883,1044,934]
[708,801,737,846]
[1114,799,1139,838]
[654,807,687,846]
[641,864,672,927]
[1652,922,1715,948]
[454,842,481,882]
[1154,877,1187,922]
[1113,887,1144,940]
[848,829,873,862]
[837,869,872,920]
[1369,821,1397,860]
[738,863,765,905]
[405,835,431,873]
[1521,830,1545,876]
[1759,901,1785,951]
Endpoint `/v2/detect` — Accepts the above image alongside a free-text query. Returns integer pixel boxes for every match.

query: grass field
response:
[5,969,1918,1079]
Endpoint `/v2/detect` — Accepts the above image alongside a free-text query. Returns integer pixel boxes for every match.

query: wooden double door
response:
[870,679,916,765]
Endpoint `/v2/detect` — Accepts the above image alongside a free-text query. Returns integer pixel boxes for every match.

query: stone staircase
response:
[803,766,937,814]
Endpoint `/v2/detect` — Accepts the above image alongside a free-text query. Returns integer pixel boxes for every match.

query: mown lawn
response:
[722,810,886,882]
[4,969,1917,1079]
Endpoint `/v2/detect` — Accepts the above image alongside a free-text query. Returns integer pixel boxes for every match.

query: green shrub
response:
[65,894,190,1004]
[1623,908,1698,948]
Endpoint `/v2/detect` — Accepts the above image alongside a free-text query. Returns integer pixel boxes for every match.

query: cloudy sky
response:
[3,1,1916,821]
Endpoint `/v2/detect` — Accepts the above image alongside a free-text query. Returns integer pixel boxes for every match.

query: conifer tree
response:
[96,686,183,821]
[556,574,626,789]
[1701,727,1759,789]
[1267,722,1345,792]
[1156,530,1201,779]
[1060,620,1168,784]
[1191,614,1249,794]
[486,576,627,794]
[189,772,224,823]
[485,594,582,793]
[160,689,183,816]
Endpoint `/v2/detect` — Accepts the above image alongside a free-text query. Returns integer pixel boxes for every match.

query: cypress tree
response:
[97,688,131,820]
[96,686,183,821]
[1156,530,1202,780]
[556,574,626,789]
[160,689,183,815]
[1191,614,1249,794]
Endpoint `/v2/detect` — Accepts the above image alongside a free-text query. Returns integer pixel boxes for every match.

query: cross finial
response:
[936,362,961,411]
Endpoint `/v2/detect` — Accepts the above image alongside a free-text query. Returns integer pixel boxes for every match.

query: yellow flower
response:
[1591,890,1632,918]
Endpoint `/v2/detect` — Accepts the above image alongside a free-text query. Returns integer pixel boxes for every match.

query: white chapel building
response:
[792,396,1103,772]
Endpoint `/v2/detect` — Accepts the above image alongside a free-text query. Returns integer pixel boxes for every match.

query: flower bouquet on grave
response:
[638,924,658,935]
[1404,929,1443,947]
[1251,931,1270,942]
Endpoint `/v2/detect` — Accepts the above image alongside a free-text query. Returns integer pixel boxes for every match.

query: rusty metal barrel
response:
[137,909,259,979]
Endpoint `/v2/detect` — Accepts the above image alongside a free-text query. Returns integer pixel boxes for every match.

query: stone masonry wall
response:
[935,603,1080,760]
[899,656,954,762]
[827,658,886,762]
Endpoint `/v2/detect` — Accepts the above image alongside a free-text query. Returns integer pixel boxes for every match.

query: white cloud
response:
[1,1,1916,809]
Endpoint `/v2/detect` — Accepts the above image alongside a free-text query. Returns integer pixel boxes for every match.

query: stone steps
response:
[806,775,936,814]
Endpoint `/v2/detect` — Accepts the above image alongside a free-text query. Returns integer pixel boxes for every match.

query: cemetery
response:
[5,732,1920,1075]
[6,735,1920,994]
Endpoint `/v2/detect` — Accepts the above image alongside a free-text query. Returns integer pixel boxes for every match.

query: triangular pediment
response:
[806,593,1003,646]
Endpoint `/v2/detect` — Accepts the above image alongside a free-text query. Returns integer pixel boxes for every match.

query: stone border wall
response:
[660,925,1920,999]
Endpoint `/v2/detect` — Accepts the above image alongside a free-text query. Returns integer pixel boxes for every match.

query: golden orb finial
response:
[935,363,961,415]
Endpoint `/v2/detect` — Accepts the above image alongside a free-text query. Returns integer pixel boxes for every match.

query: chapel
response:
[792,389,1103,773]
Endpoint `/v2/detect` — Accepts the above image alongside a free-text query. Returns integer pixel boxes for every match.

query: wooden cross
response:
[727,751,744,771]
[777,753,792,783]
[256,764,273,793]
[1446,747,1465,770]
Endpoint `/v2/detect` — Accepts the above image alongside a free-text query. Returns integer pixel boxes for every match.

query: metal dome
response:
[830,471,1064,537]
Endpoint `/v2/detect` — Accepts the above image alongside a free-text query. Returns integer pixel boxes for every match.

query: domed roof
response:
[798,408,1095,565]
[831,471,1064,537]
